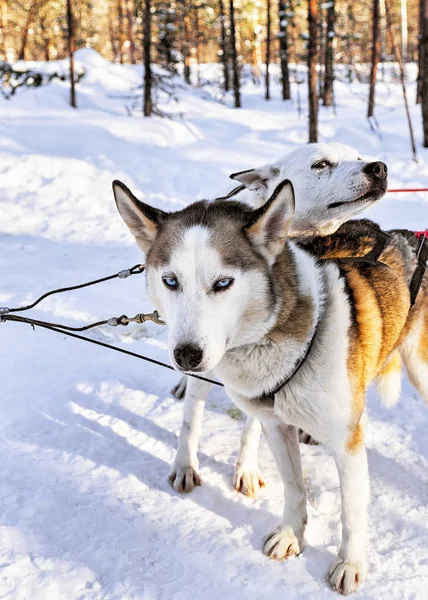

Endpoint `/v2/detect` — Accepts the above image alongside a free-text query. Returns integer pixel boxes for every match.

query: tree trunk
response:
[323,0,335,106]
[219,0,230,92]
[117,0,124,64]
[422,0,428,145]
[308,0,318,142]
[126,0,136,64]
[368,0,380,118]
[278,0,291,100]
[417,0,424,103]
[143,0,152,116]
[401,0,408,64]
[108,0,118,62]
[0,0,7,60]
[18,1,38,60]
[40,16,50,61]
[346,5,355,82]
[229,0,241,107]
[194,5,201,86]
[66,0,77,108]
[183,12,191,84]
[265,0,271,100]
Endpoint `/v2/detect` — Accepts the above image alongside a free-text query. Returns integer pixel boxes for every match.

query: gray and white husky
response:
[167,143,389,499]
[112,145,395,594]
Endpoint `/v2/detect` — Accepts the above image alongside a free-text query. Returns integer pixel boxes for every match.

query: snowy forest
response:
[2,0,428,144]
[1,1,428,599]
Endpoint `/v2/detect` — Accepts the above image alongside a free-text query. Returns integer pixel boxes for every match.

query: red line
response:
[388,188,428,193]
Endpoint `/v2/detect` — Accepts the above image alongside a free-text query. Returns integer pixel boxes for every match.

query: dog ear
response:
[244,179,295,260]
[113,180,167,253]
[230,165,280,197]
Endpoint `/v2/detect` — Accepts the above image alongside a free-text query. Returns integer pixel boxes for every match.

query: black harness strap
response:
[337,229,390,267]
[262,319,320,401]
[409,234,428,306]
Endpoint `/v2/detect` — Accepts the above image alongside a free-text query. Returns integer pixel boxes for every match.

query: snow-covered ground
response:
[1,50,428,599]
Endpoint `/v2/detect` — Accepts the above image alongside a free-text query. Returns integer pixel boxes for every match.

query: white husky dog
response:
[167,143,388,498]
[112,162,408,594]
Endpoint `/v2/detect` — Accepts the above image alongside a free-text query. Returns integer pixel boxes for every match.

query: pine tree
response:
[265,0,271,100]
[308,0,318,142]
[66,0,76,108]
[143,0,152,116]
[417,0,425,104]
[323,0,335,107]
[367,0,380,118]
[219,0,230,92]
[278,0,291,100]
[229,0,241,107]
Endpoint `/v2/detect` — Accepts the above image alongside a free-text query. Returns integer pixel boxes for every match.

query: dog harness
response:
[409,232,428,306]
[336,229,428,307]
[262,228,428,401]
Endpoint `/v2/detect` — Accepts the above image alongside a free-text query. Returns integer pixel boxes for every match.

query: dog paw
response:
[233,464,265,497]
[168,465,201,493]
[298,429,319,445]
[263,526,303,560]
[171,376,187,400]
[328,557,366,595]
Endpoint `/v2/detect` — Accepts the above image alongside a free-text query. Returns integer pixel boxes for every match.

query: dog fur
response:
[112,176,423,594]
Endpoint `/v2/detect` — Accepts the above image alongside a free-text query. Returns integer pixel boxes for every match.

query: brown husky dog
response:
[113,178,424,594]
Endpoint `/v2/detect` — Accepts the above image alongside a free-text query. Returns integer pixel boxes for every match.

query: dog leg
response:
[401,344,428,405]
[298,429,319,445]
[172,375,187,400]
[376,350,402,408]
[260,419,307,560]
[169,377,212,493]
[328,446,369,595]
[233,417,266,497]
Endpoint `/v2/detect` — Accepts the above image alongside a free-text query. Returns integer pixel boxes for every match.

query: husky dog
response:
[113,177,424,594]
[170,143,390,498]
[227,142,388,236]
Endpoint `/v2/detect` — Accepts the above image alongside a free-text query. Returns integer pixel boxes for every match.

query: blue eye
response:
[213,278,234,292]
[163,276,178,290]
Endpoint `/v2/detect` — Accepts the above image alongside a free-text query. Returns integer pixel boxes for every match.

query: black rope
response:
[2,313,224,388]
[6,264,145,313]
[3,313,110,332]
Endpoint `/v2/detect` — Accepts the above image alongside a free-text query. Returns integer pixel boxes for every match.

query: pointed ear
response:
[230,165,280,197]
[112,180,167,253]
[244,180,295,260]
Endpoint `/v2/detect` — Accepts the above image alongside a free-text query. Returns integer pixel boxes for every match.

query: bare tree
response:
[219,0,230,92]
[66,0,76,108]
[308,0,318,142]
[117,0,124,64]
[183,11,191,84]
[265,0,271,100]
[126,0,136,64]
[143,0,152,116]
[323,0,335,106]
[367,0,380,118]
[229,0,241,107]
[385,0,417,158]
[18,1,39,60]
[278,0,291,100]
[422,0,428,144]
[417,0,425,103]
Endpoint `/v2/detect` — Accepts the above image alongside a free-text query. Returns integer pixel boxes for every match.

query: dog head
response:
[113,179,296,374]
[230,143,388,236]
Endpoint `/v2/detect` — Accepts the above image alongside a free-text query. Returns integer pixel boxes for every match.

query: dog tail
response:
[376,350,402,408]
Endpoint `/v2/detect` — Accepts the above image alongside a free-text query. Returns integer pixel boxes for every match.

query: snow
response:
[1,51,428,599]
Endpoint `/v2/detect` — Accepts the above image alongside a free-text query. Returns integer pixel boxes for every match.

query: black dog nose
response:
[174,344,203,371]
[363,161,388,180]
